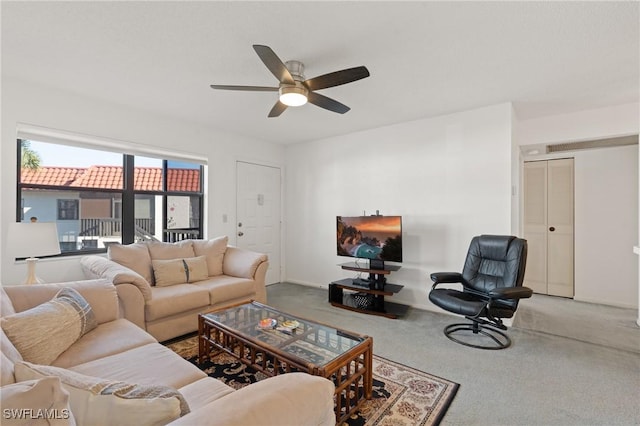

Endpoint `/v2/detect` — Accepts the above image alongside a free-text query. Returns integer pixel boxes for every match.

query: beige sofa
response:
[81,237,268,342]
[0,279,335,425]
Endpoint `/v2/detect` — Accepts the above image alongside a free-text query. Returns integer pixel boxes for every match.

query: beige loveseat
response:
[81,236,268,342]
[0,279,335,425]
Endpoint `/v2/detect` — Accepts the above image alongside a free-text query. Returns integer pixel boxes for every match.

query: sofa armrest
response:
[222,247,268,280]
[2,279,119,324]
[115,283,146,329]
[170,373,335,426]
[81,255,153,302]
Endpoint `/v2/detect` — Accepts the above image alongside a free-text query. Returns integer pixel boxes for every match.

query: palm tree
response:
[21,140,41,170]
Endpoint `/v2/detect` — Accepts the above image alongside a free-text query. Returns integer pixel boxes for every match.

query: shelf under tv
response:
[329,265,407,319]
[339,262,401,274]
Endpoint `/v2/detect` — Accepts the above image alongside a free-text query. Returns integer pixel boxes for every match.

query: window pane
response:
[134,156,162,191]
[167,160,201,192]
[165,195,200,241]
[134,194,161,243]
[21,189,122,253]
[20,140,122,189]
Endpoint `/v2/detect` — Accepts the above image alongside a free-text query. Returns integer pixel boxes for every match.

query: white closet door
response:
[547,158,574,297]
[523,161,549,294]
[523,158,574,297]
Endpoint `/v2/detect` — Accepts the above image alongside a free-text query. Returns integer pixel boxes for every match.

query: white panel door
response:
[523,161,548,294]
[523,158,574,297]
[547,158,574,297]
[236,161,281,285]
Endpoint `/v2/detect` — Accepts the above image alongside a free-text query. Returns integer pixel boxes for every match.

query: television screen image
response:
[336,216,402,263]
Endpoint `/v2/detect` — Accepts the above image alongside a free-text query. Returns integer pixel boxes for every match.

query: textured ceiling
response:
[2,1,638,144]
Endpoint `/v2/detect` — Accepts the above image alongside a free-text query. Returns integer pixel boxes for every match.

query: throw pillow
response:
[0,376,75,426]
[152,256,209,287]
[192,236,228,276]
[1,288,98,365]
[108,242,154,285]
[147,240,195,261]
[14,361,189,426]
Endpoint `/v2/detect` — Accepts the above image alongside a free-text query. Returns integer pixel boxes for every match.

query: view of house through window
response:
[17,139,204,255]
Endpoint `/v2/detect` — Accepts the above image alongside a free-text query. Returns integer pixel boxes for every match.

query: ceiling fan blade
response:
[253,45,295,85]
[210,84,278,92]
[304,66,370,91]
[307,91,350,114]
[268,100,288,118]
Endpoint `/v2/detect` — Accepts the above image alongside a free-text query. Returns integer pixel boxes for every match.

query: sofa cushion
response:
[108,242,154,285]
[15,361,188,426]
[145,284,210,321]
[196,275,257,305]
[178,377,234,411]
[148,240,195,261]
[70,343,206,390]
[152,256,209,287]
[51,319,157,369]
[192,236,228,276]
[1,328,23,385]
[0,376,75,426]
[1,288,98,365]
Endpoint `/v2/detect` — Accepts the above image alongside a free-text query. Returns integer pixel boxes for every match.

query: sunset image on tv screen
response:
[336,216,402,262]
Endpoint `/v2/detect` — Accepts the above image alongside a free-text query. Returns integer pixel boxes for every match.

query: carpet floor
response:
[166,335,459,425]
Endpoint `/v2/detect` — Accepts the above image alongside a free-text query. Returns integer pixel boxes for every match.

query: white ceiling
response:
[2,1,638,145]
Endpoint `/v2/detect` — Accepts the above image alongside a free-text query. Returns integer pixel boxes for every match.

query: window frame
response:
[16,139,205,257]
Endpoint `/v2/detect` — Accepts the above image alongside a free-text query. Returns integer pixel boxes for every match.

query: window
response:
[57,199,79,220]
[17,139,204,256]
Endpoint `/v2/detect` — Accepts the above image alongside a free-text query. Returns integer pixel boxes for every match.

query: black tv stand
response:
[328,262,408,319]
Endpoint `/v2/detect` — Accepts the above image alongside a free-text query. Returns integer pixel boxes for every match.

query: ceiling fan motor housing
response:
[284,60,305,81]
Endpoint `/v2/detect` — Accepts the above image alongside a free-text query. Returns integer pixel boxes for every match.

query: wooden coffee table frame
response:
[198,301,373,423]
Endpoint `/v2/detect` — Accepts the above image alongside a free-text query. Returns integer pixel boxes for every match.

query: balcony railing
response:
[80,218,154,237]
[80,219,200,243]
[164,228,200,242]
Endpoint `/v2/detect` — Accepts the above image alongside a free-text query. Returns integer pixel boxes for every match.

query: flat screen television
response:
[336,216,403,266]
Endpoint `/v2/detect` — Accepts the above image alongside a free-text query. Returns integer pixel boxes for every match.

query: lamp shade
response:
[8,222,61,259]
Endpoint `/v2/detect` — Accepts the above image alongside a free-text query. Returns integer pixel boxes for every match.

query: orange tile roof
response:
[21,167,86,186]
[21,166,200,192]
[72,166,124,190]
[168,168,200,192]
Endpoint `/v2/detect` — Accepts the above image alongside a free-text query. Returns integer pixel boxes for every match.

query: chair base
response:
[443,322,512,350]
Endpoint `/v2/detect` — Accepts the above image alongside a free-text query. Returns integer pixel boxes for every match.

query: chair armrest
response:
[171,373,335,426]
[430,272,463,284]
[80,255,153,302]
[488,286,533,300]
[222,247,268,280]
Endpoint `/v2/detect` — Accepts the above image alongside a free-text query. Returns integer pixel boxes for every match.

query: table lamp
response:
[8,222,61,284]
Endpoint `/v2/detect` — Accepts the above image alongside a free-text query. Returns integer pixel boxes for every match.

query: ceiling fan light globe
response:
[279,86,308,107]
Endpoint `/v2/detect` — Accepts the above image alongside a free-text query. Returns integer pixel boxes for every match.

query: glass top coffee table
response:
[198,301,373,423]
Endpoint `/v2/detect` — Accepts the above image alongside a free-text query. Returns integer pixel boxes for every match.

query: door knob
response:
[238,231,244,237]
[549,227,555,232]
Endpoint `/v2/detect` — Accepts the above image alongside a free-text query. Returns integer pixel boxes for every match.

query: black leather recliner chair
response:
[428,235,532,349]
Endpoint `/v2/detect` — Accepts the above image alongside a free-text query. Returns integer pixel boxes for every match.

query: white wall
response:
[574,145,638,307]
[1,76,284,285]
[517,102,640,309]
[284,103,514,311]
[518,102,639,146]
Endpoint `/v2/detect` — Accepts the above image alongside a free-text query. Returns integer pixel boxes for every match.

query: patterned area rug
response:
[166,335,459,425]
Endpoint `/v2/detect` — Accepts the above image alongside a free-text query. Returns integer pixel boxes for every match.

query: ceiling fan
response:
[210,44,370,118]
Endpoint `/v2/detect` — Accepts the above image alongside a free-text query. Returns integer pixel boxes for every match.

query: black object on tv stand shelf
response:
[328,262,408,319]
